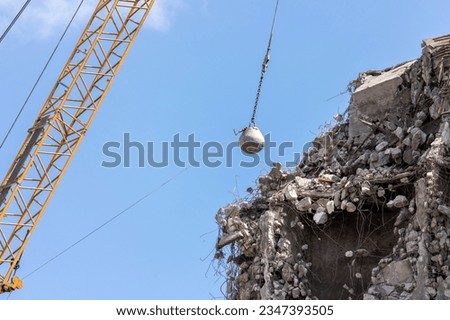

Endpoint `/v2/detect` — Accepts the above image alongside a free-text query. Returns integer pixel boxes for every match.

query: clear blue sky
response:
[0,0,449,299]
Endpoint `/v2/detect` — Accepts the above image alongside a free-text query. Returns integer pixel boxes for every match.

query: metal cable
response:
[0,0,31,44]
[0,0,85,150]
[249,0,280,127]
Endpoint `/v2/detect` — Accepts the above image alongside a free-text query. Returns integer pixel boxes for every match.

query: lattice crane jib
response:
[0,0,155,293]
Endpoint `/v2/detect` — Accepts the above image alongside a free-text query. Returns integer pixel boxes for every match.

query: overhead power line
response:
[0,0,85,150]
[0,0,31,44]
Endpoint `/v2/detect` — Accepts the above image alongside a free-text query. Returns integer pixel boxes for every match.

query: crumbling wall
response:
[215,34,450,300]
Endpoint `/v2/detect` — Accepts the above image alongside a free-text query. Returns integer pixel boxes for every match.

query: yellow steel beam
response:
[0,0,155,293]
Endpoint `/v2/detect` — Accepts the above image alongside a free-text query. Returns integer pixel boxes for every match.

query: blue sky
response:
[1,0,450,299]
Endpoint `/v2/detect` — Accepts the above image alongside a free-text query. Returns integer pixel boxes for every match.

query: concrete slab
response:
[349,60,416,140]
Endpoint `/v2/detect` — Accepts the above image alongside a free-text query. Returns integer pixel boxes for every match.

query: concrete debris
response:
[284,186,298,201]
[326,200,335,214]
[355,248,370,257]
[296,197,312,212]
[345,202,357,213]
[216,231,244,249]
[438,205,450,218]
[215,34,450,300]
[349,60,416,141]
[379,260,414,286]
[392,195,409,208]
[313,211,328,225]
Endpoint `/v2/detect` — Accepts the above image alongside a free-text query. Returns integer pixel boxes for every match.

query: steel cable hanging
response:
[249,0,280,127]
[0,0,85,150]
[0,0,31,44]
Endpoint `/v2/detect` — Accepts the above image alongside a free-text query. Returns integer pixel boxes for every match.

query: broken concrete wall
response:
[349,60,416,142]
[215,34,450,300]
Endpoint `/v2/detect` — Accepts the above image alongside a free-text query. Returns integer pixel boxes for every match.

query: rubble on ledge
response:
[215,34,450,300]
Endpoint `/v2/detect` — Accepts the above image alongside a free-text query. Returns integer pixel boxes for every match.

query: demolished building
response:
[215,34,450,300]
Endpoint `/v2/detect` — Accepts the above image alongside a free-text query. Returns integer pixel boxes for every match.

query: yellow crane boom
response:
[0,0,155,293]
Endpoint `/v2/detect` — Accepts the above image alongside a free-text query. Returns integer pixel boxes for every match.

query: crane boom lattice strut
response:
[0,0,155,293]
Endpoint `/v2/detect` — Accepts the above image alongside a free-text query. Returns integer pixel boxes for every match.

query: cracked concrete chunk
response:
[380,260,413,286]
[410,128,427,150]
[394,127,404,139]
[361,182,371,195]
[403,148,414,164]
[406,241,418,253]
[391,147,402,159]
[297,264,308,278]
[438,204,450,217]
[441,121,450,146]
[326,200,334,214]
[370,151,378,163]
[375,141,389,152]
[375,151,390,167]
[404,283,414,292]
[345,202,357,212]
[426,286,437,297]
[319,174,340,183]
[292,287,300,299]
[295,176,312,188]
[355,248,369,257]
[380,285,395,295]
[282,264,294,282]
[285,186,298,201]
[394,208,410,227]
[313,211,328,225]
[345,251,354,258]
[349,60,416,140]
[295,197,312,211]
[417,111,427,121]
[392,195,409,208]
[217,232,243,249]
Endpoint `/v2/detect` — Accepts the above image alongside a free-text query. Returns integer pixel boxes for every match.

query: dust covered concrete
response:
[215,34,450,300]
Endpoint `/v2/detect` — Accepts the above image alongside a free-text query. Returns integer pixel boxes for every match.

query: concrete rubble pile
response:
[215,34,450,300]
